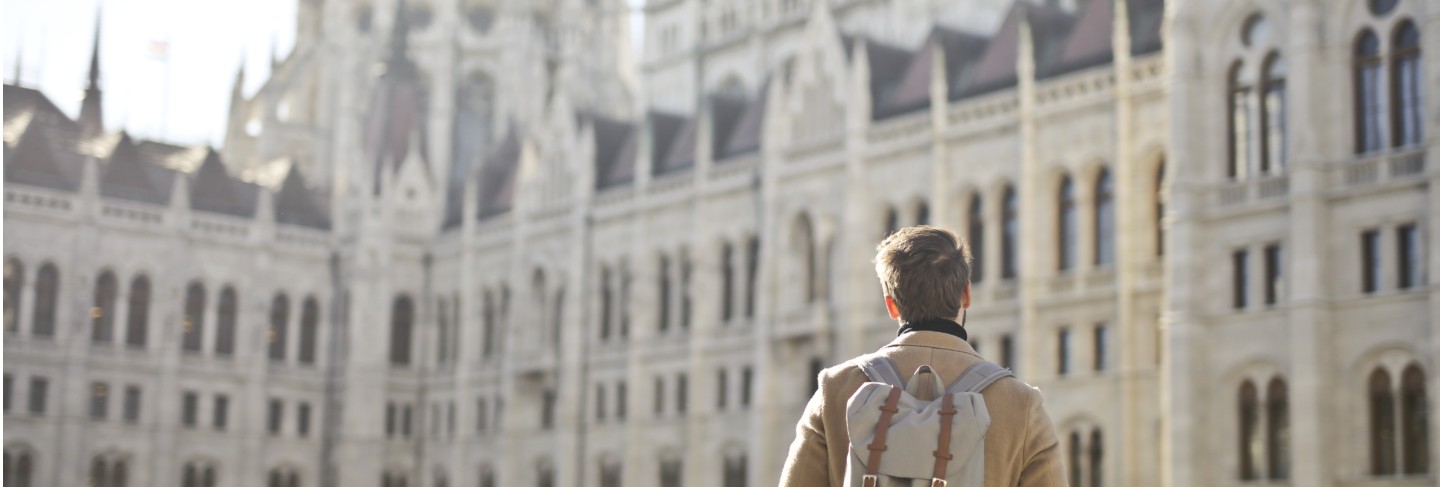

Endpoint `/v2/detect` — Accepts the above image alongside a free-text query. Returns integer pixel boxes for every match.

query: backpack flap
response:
[845,383,991,480]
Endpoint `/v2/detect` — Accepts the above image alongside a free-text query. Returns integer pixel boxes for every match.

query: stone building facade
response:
[3,1,1437,487]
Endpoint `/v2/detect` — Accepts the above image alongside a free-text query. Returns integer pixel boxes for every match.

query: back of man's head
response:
[873,225,972,323]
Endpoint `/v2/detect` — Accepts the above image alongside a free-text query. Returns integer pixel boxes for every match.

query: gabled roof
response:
[100,134,174,205]
[5,123,82,191]
[859,38,915,118]
[877,26,987,119]
[476,129,521,218]
[274,165,331,229]
[1043,0,1113,78]
[708,95,747,157]
[963,3,1075,98]
[591,114,636,189]
[190,149,260,218]
[717,78,768,160]
[1128,0,1165,56]
[650,111,693,177]
[4,85,77,149]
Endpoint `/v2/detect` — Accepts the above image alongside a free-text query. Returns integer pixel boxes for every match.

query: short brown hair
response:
[873,225,972,323]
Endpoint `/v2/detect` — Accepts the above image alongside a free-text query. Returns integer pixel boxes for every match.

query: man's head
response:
[873,225,973,323]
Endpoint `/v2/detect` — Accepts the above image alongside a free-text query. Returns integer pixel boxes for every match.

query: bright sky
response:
[4,0,648,148]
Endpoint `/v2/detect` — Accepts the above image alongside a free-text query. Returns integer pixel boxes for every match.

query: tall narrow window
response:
[1094,169,1115,266]
[1356,30,1386,153]
[1093,325,1108,372]
[1057,327,1071,376]
[658,255,671,332]
[181,391,198,427]
[1233,250,1249,309]
[125,276,150,347]
[1156,161,1166,258]
[721,244,734,322]
[1000,334,1014,370]
[1002,186,1019,279]
[1264,244,1283,305]
[1362,230,1382,293]
[123,385,141,423]
[1397,224,1420,289]
[1371,368,1397,475]
[1392,22,1423,148]
[679,257,691,330]
[795,214,817,304]
[676,373,688,414]
[541,389,556,429]
[269,293,290,361]
[660,460,682,487]
[1260,54,1287,173]
[596,383,607,420]
[1089,430,1104,487]
[298,402,311,437]
[390,295,414,366]
[403,405,414,437]
[915,201,929,226]
[654,377,665,416]
[616,381,627,420]
[386,403,397,437]
[884,206,899,237]
[182,282,205,352]
[214,394,228,430]
[89,382,108,419]
[741,366,753,407]
[1267,378,1290,479]
[1239,380,1261,480]
[968,194,985,284]
[1400,364,1429,475]
[436,297,450,365]
[268,399,283,435]
[3,259,23,333]
[93,271,118,343]
[299,297,319,365]
[31,263,57,337]
[1229,61,1255,179]
[483,290,496,355]
[600,268,613,339]
[746,237,759,317]
[717,368,729,410]
[723,456,748,487]
[91,458,109,487]
[215,287,237,356]
[1058,176,1077,271]
[27,377,47,415]
[1068,432,1082,487]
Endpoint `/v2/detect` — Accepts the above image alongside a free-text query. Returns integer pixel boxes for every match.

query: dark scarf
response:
[897,317,968,342]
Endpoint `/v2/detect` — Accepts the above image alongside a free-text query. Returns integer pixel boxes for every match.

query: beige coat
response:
[779,331,1067,487]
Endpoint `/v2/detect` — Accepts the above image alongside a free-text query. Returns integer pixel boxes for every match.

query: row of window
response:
[1067,429,1104,487]
[1056,324,1109,376]
[0,452,301,487]
[1361,223,1424,294]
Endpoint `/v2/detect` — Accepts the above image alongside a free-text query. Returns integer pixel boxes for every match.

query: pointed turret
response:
[231,54,247,102]
[78,9,104,137]
[11,39,22,86]
[385,0,414,76]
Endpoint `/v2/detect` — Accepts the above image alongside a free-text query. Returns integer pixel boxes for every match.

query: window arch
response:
[1370,367,1397,475]
[93,271,119,343]
[657,255,671,331]
[1392,21,1422,148]
[793,213,817,304]
[1400,364,1429,475]
[216,287,237,356]
[269,293,290,361]
[1266,377,1290,479]
[91,457,109,487]
[125,275,149,347]
[1002,186,1018,279]
[967,193,984,284]
[720,244,734,321]
[4,258,23,332]
[182,282,205,352]
[32,263,58,337]
[299,297,319,365]
[1355,29,1386,153]
[883,206,899,237]
[1155,160,1166,258]
[1239,380,1261,480]
[1094,169,1115,267]
[1260,52,1287,173]
[1068,431,1082,487]
[391,295,415,366]
[1089,429,1103,487]
[5,448,34,487]
[1228,60,1254,179]
[181,461,217,487]
[1058,175,1077,271]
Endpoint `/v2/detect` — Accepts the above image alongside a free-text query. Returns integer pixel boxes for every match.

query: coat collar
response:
[882,329,982,358]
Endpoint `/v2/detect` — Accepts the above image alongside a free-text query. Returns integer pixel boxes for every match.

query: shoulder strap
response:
[946,361,1014,394]
[856,354,905,389]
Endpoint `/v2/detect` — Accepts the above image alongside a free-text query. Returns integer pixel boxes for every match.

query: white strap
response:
[945,361,1013,394]
[856,354,905,389]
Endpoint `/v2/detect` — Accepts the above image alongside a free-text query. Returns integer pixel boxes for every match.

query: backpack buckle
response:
[862,474,878,487]
[930,479,947,487]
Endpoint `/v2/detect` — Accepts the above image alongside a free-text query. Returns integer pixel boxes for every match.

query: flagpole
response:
[161,36,171,140]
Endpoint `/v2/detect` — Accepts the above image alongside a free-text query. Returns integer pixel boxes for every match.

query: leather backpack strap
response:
[930,393,958,487]
[863,386,903,487]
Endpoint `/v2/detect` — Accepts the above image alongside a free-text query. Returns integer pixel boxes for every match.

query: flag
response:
[147,40,169,61]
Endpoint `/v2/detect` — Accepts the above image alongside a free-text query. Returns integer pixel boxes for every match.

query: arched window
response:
[1089,429,1103,487]
[436,297,450,365]
[1239,380,1261,480]
[298,297,319,365]
[1228,61,1254,179]
[1400,364,1429,474]
[1355,30,1386,154]
[745,237,759,317]
[4,258,23,332]
[1002,186,1018,279]
[552,288,565,347]
[269,293,290,361]
[1260,53,1287,173]
[1266,377,1290,479]
[915,200,930,226]
[112,459,127,487]
[182,282,205,352]
[968,194,984,284]
[1392,21,1423,148]
[1068,431,1082,487]
[93,271,118,343]
[125,276,149,347]
[794,213,817,304]
[32,263,58,337]
[390,295,414,366]
[721,244,734,321]
[600,265,614,338]
[482,289,496,356]
[1094,169,1115,266]
[658,256,671,332]
[1370,368,1397,475]
[6,449,35,487]
[1058,176,1077,271]
[884,206,899,237]
[216,287,237,356]
[679,256,691,330]
[92,457,110,487]
[1155,160,1166,257]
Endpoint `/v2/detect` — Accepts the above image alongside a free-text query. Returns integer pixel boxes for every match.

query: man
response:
[779,226,1065,486]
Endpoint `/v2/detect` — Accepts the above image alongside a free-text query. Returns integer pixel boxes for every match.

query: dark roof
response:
[860,38,915,120]
[476,129,521,218]
[717,78,768,160]
[963,3,1075,98]
[274,166,331,229]
[100,134,174,205]
[651,111,694,176]
[708,95,747,157]
[1128,0,1165,56]
[190,149,260,218]
[877,27,987,119]
[5,122,82,191]
[1042,0,1113,78]
[591,114,636,189]
[4,85,79,149]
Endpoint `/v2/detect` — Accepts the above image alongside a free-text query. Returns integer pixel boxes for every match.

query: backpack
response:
[843,354,1013,487]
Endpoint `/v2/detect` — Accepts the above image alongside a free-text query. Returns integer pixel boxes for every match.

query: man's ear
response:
[961,283,972,309]
[884,295,901,320]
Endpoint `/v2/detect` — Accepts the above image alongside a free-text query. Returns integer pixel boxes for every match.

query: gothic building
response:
[3,1,1436,487]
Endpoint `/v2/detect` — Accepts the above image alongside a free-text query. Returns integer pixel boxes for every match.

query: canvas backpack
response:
[843,354,1013,487]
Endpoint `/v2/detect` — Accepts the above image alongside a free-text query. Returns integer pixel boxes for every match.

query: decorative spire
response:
[78,8,105,137]
[11,38,22,85]
[385,0,413,76]
[87,9,101,89]
[231,51,247,100]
